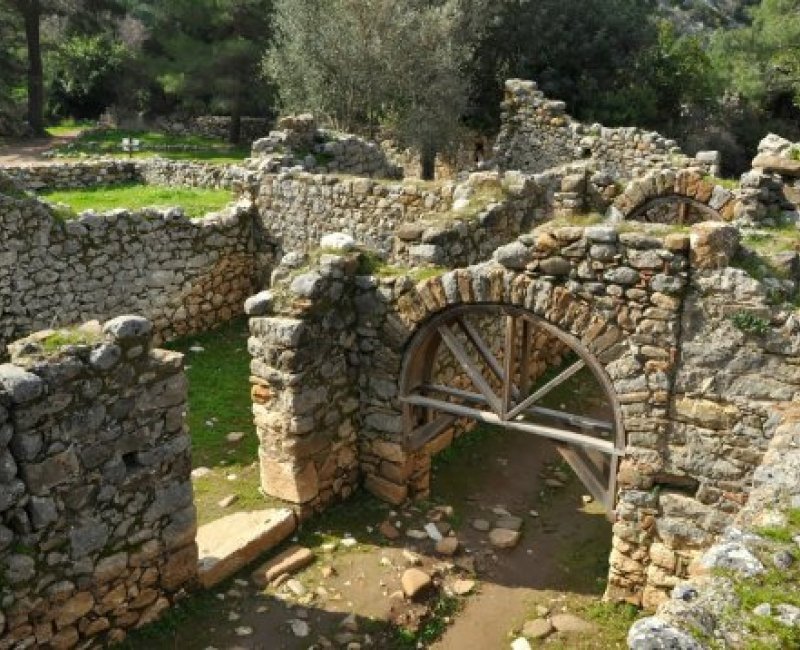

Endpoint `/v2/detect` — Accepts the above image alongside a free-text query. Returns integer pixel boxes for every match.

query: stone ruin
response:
[1,79,800,648]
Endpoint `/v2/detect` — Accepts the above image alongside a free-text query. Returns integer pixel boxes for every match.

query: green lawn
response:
[164,319,280,525]
[51,127,250,162]
[39,182,235,218]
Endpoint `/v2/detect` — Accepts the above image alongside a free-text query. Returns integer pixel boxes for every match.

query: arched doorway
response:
[626,196,721,225]
[399,304,625,518]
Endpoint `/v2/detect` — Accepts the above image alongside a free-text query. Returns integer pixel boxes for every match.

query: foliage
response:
[730,311,770,335]
[39,183,234,218]
[40,328,101,352]
[135,0,274,142]
[711,0,800,110]
[267,0,472,176]
[47,35,128,120]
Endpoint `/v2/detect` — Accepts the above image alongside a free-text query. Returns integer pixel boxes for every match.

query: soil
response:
[0,130,80,165]
[124,427,621,650]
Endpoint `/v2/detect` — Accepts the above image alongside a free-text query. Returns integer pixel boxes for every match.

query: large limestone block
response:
[197,508,296,588]
[259,452,319,503]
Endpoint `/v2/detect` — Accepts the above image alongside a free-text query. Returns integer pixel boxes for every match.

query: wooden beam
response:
[407,414,457,450]
[501,315,517,419]
[437,325,502,413]
[401,394,619,456]
[519,320,532,396]
[505,359,586,420]
[556,444,614,519]
[416,384,614,432]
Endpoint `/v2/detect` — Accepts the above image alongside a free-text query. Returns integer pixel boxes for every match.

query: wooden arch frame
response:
[399,304,626,518]
[625,195,722,224]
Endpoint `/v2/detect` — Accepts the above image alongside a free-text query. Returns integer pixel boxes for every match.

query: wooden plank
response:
[437,324,502,413]
[519,320,532,396]
[556,444,614,518]
[501,315,517,419]
[505,359,586,420]
[401,394,619,456]
[407,414,457,450]
[417,385,614,432]
[456,317,507,384]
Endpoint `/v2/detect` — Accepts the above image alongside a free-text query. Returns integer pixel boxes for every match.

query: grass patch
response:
[40,327,100,352]
[730,311,770,336]
[163,319,279,524]
[431,184,508,222]
[704,175,739,190]
[50,127,250,162]
[742,225,800,257]
[45,118,94,137]
[547,212,606,228]
[39,182,234,219]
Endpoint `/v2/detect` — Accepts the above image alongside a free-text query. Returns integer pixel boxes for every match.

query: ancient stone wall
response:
[0,191,258,357]
[494,79,719,180]
[628,402,800,649]
[247,219,800,608]
[0,316,197,649]
[253,171,455,257]
[155,115,273,143]
[4,159,254,192]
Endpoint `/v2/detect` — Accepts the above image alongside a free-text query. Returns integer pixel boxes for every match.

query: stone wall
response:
[3,159,254,192]
[246,219,800,608]
[628,402,800,649]
[251,115,404,180]
[0,190,258,357]
[494,79,719,180]
[156,115,272,143]
[0,316,197,649]
[253,171,455,258]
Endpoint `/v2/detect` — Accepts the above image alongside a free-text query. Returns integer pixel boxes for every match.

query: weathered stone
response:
[259,455,319,503]
[0,364,43,404]
[197,508,296,588]
[102,315,153,340]
[22,449,80,495]
[489,528,521,549]
[522,618,554,639]
[252,545,315,587]
[401,568,433,599]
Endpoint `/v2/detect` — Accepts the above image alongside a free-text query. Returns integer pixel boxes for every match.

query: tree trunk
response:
[21,0,45,135]
[421,145,436,181]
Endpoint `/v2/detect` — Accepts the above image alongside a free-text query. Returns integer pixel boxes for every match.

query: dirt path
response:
[0,130,81,166]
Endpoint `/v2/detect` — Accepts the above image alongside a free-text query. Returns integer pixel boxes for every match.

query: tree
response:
[9,0,45,134]
[711,0,800,111]
[267,0,474,178]
[140,0,274,143]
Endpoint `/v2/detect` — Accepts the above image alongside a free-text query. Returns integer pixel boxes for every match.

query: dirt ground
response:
[0,131,79,165]
[123,426,630,650]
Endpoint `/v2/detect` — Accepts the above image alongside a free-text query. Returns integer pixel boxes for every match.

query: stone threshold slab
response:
[197,508,297,588]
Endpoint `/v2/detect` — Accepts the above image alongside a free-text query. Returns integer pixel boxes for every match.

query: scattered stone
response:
[522,618,554,639]
[379,521,400,540]
[402,550,422,566]
[401,568,433,599]
[550,613,595,634]
[775,603,800,627]
[495,516,523,532]
[753,603,771,617]
[252,544,315,588]
[340,613,359,633]
[234,627,253,637]
[581,495,593,504]
[489,528,521,549]
[510,637,532,650]
[321,565,336,579]
[191,467,212,480]
[286,579,306,597]
[529,510,539,518]
[424,522,444,542]
[189,345,205,353]
[226,432,246,444]
[435,537,459,557]
[452,579,475,596]
[773,550,795,571]
[406,529,428,540]
[544,478,564,488]
[472,519,491,532]
[535,605,550,617]
[218,494,238,508]
[289,619,310,637]
[341,536,358,548]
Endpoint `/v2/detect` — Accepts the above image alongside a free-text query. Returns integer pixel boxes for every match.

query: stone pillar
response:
[247,251,361,516]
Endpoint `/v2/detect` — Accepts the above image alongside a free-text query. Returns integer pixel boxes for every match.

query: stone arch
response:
[397,302,626,515]
[611,168,737,223]
[362,263,654,513]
